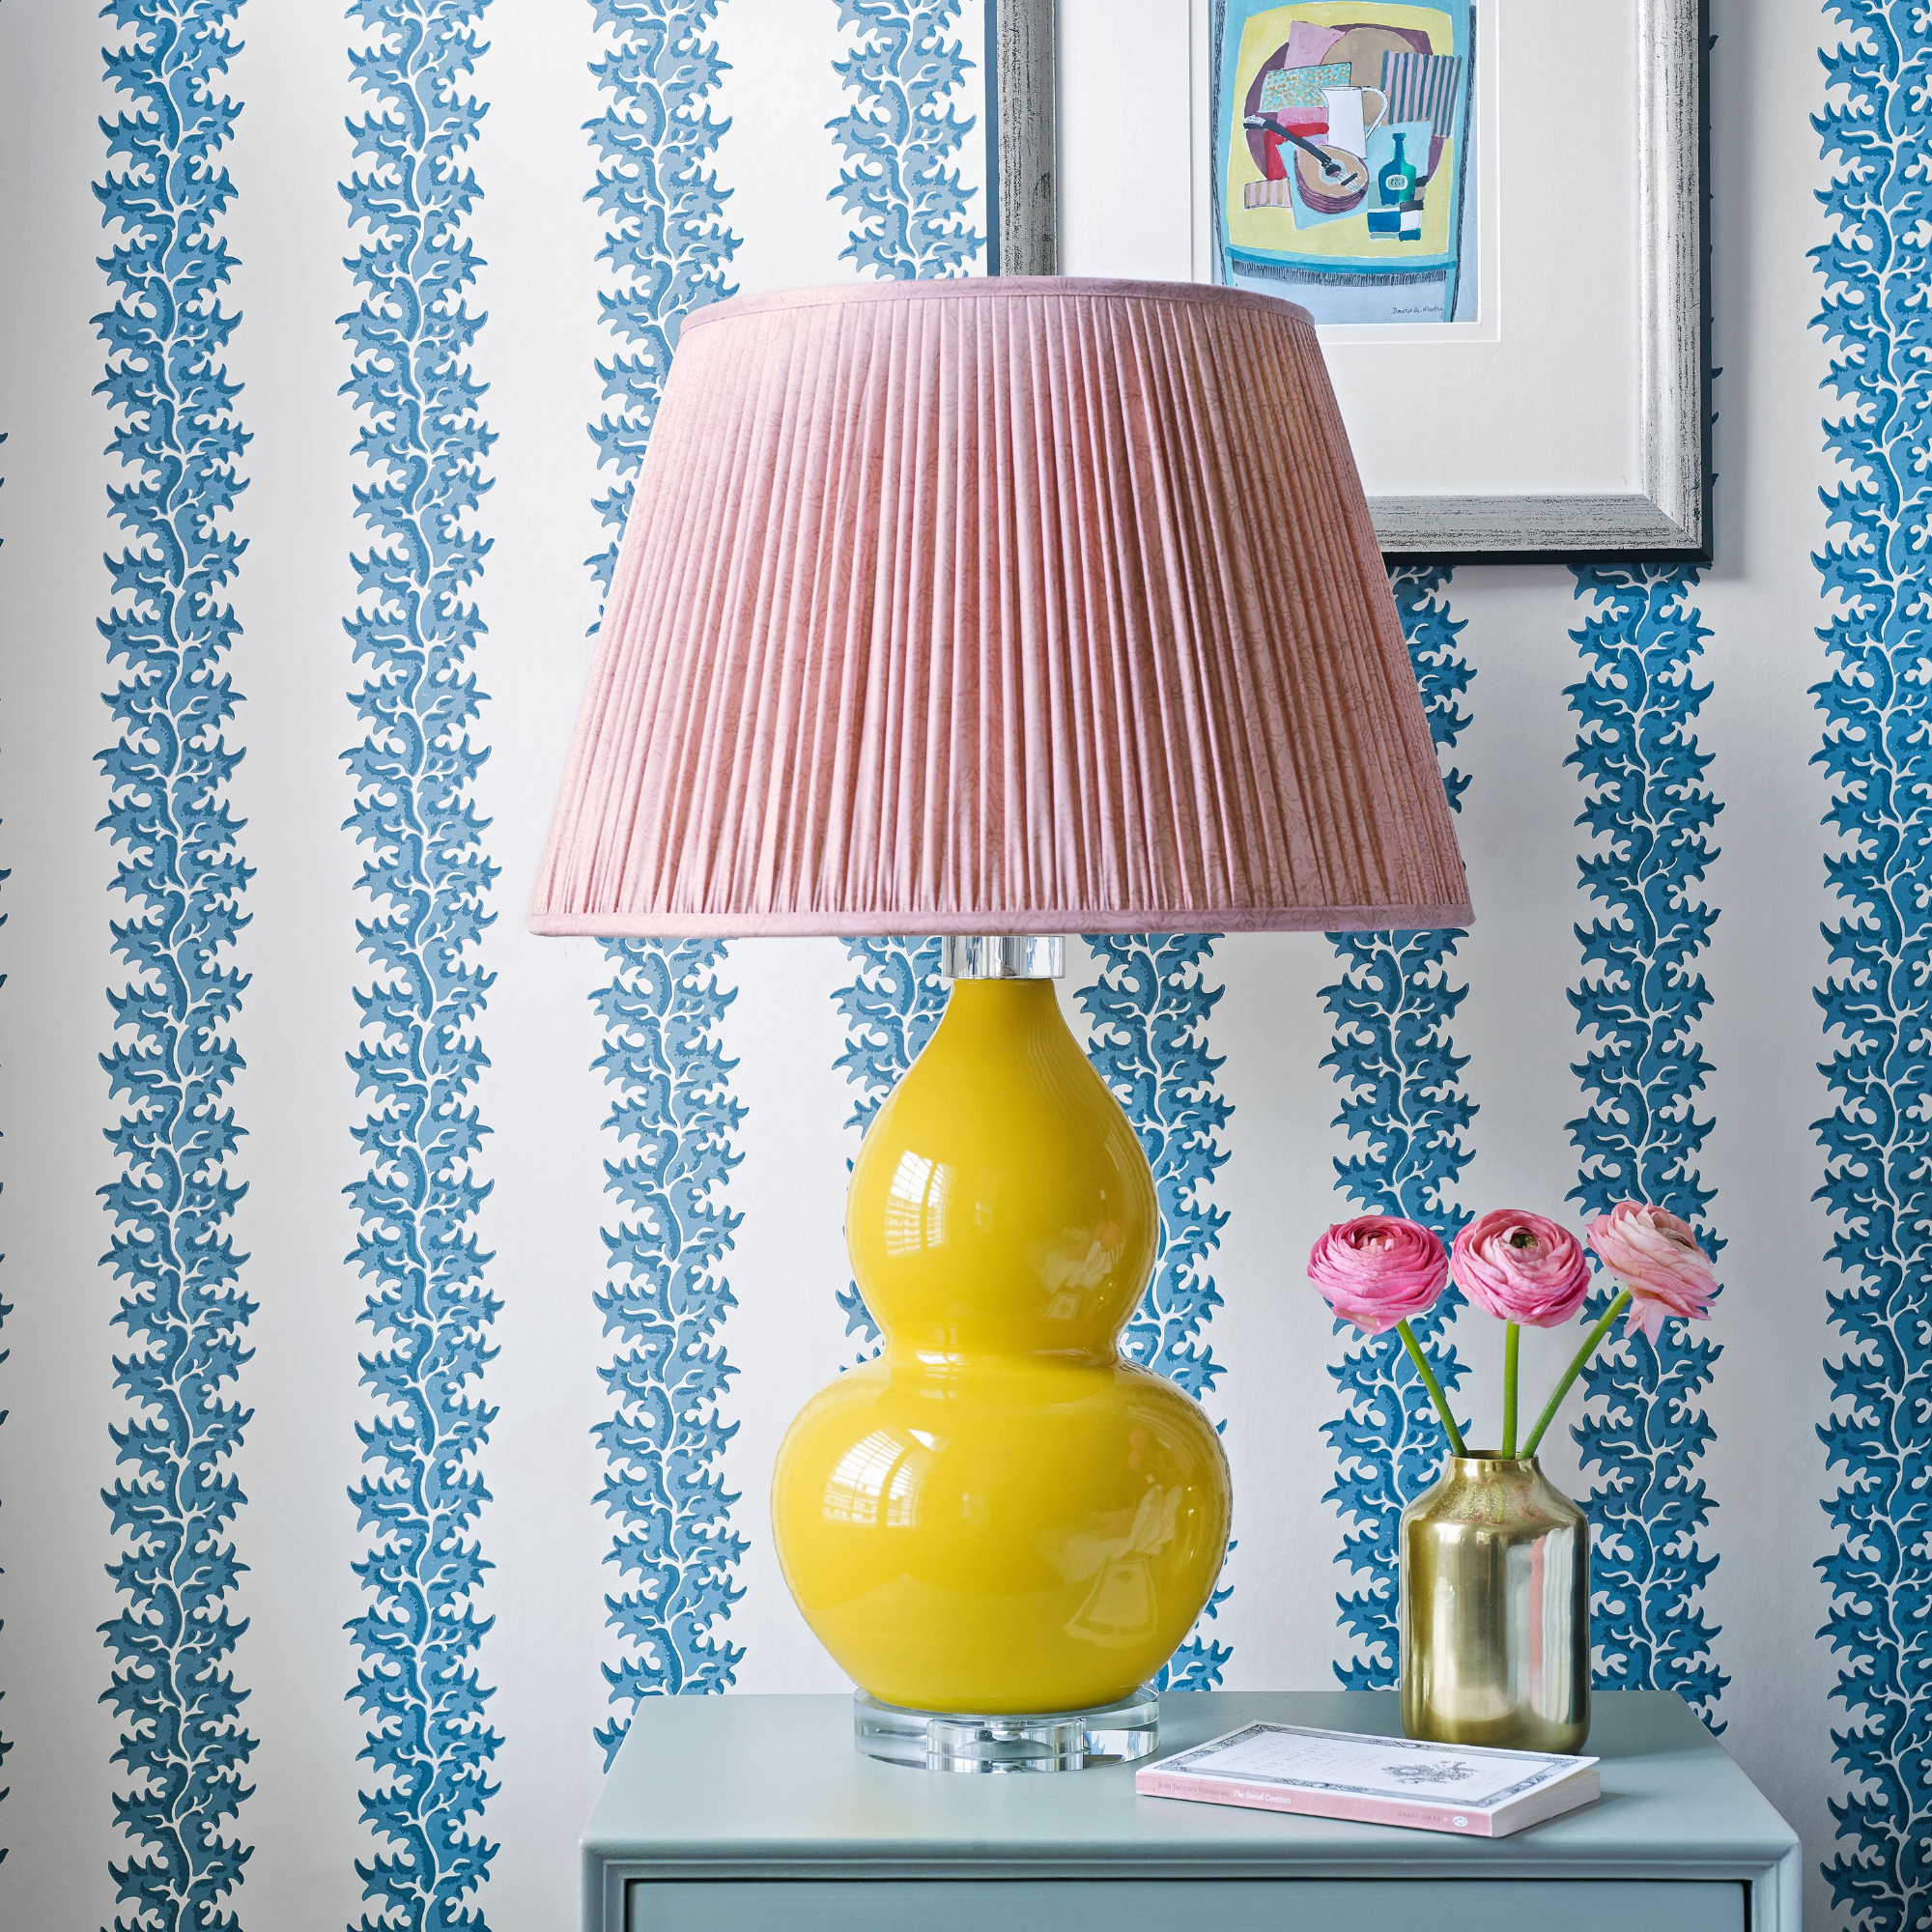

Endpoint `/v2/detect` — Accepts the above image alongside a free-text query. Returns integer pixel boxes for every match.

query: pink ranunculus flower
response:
[1307,1215,1450,1336]
[1451,1209,1593,1328]
[1587,1201,1718,1342]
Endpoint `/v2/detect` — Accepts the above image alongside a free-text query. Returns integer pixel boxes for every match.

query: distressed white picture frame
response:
[1003,0,1711,562]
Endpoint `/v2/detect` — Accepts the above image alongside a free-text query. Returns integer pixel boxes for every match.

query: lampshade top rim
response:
[682,274,1317,335]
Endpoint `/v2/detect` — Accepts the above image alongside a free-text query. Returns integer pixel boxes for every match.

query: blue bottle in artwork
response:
[1369,129,1416,235]
[1378,130,1417,206]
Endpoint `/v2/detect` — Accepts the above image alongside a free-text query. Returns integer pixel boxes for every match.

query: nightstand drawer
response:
[627,1878,1747,1932]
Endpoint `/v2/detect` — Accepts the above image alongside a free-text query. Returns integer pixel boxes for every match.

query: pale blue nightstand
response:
[584,1690,1802,1932]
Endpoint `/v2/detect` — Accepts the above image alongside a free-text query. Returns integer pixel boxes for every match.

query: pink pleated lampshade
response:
[532,276,1471,937]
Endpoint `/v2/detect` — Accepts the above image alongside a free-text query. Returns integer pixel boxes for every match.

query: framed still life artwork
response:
[1212,0,1479,327]
[1006,0,1711,562]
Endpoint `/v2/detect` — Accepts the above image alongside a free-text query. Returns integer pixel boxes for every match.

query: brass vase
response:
[1399,1454,1590,1752]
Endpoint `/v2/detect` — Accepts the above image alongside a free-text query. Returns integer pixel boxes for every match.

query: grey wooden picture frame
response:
[987,0,1060,277]
[990,0,1713,565]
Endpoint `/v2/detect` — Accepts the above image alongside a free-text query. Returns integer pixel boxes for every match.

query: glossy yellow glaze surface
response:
[772,980,1232,1715]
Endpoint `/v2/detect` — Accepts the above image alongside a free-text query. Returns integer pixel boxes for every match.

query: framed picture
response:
[1001,0,1711,564]
[988,0,1061,276]
[1210,0,1479,325]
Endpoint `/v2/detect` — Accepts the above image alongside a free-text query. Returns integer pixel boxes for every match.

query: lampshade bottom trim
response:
[853,1686,1160,1774]
[526,903,1475,940]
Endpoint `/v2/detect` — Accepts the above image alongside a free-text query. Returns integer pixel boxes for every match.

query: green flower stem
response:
[1521,1288,1634,1459]
[1501,1321,1520,1457]
[1396,1319,1467,1459]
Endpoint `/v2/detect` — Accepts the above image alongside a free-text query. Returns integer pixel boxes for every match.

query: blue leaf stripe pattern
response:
[1565,566,1725,1723]
[96,6,258,1924]
[833,939,947,1351]
[1320,567,1476,1690]
[339,3,502,1921]
[586,0,741,600]
[830,0,985,278]
[591,943,747,1763]
[1081,938,1235,1689]
[1813,9,1932,1918]
[584,0,747,1766]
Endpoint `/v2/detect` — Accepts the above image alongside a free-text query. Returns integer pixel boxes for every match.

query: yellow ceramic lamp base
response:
[772,975,1232,1718]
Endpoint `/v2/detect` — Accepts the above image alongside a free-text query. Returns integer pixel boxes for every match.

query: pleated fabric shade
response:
[531,276,1471,937]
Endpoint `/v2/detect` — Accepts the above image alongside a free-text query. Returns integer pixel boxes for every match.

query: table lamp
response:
[532,277,1471,1773]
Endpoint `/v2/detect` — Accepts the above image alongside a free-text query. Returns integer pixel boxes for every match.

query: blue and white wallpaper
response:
[0,0,1886,1924]
[1814,3,1932,1917]
[98,8,257,1923]
[341,4,504,1920]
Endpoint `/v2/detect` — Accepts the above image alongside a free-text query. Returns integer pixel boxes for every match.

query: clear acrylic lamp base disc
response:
[854,1686,1160,1773]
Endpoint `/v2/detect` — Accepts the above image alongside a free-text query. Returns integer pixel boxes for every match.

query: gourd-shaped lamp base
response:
[771,973,1232,1751]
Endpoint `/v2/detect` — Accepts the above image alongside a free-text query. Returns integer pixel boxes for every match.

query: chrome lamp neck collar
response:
[941,936,1065,981]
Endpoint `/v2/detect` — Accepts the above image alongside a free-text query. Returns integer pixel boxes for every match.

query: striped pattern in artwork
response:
[1381,50,1463,140]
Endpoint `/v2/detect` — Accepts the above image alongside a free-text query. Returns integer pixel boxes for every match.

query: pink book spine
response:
[1133,1770,1500,1837]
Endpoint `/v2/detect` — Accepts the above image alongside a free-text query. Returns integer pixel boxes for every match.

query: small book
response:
[1135,1721,1600,1838]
